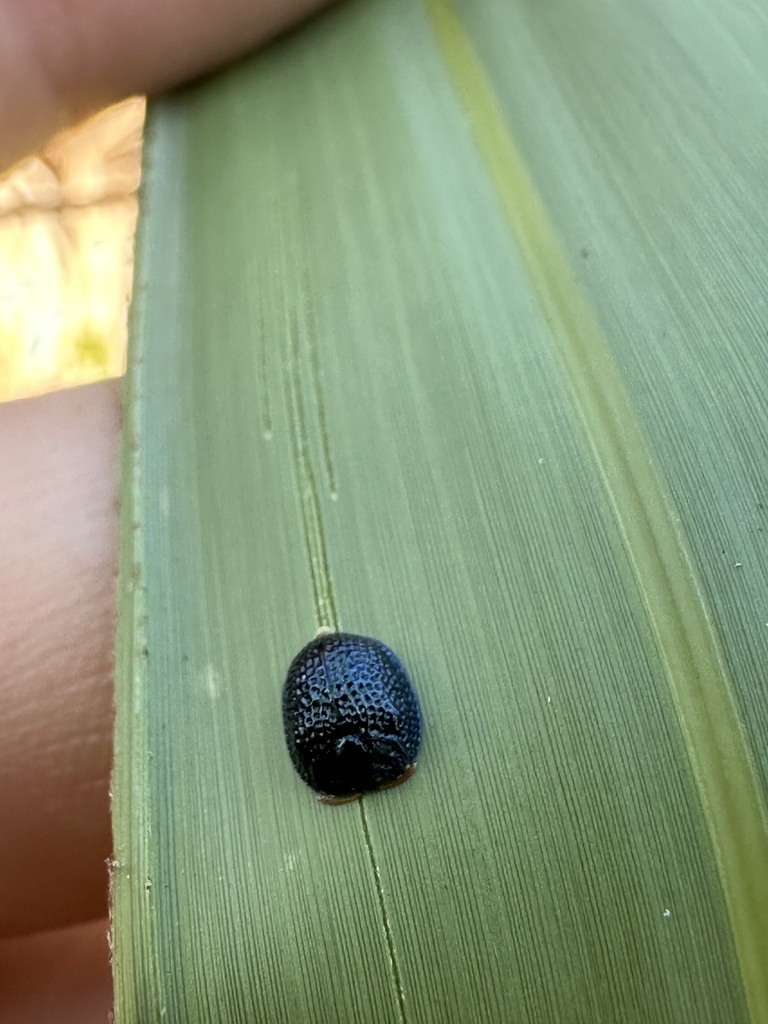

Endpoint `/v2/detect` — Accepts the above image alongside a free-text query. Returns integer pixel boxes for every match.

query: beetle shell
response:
[282,632,421,802]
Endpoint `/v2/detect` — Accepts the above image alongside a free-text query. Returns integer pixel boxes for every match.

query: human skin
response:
[0,0,334,1019]
[0,381,119,940]
[0,0,332,172]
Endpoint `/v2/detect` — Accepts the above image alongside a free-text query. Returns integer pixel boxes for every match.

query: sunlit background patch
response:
[0,97,145,402]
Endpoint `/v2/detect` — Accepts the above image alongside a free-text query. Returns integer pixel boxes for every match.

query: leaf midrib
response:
[423,1,768,1020]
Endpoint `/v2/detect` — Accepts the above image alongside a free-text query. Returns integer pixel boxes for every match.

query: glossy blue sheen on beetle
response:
[282,632,421,800]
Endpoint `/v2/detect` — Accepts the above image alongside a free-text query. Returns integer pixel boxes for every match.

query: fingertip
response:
[0,380,120,937]
[1,0,336,171]
[0,918,112,1024]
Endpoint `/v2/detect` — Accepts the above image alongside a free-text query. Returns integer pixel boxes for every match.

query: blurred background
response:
[0,98,145,1024]
[0,98,145,402]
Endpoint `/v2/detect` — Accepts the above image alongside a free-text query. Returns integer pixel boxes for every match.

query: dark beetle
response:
[282,630,421,803]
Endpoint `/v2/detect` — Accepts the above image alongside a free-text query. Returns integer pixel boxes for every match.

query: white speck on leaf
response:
[205,663,221,700]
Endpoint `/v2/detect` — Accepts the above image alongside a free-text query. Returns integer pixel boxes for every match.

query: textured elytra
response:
[282,632,421,801]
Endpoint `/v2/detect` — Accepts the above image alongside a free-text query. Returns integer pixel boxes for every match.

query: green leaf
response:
[113,0,768,1020]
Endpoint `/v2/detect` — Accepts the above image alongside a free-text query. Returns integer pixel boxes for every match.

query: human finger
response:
[1,0,335,170]
[0,918,112,1024]
[0,380,119,938]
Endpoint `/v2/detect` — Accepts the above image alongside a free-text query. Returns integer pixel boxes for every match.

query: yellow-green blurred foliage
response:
[0,98,144,401]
